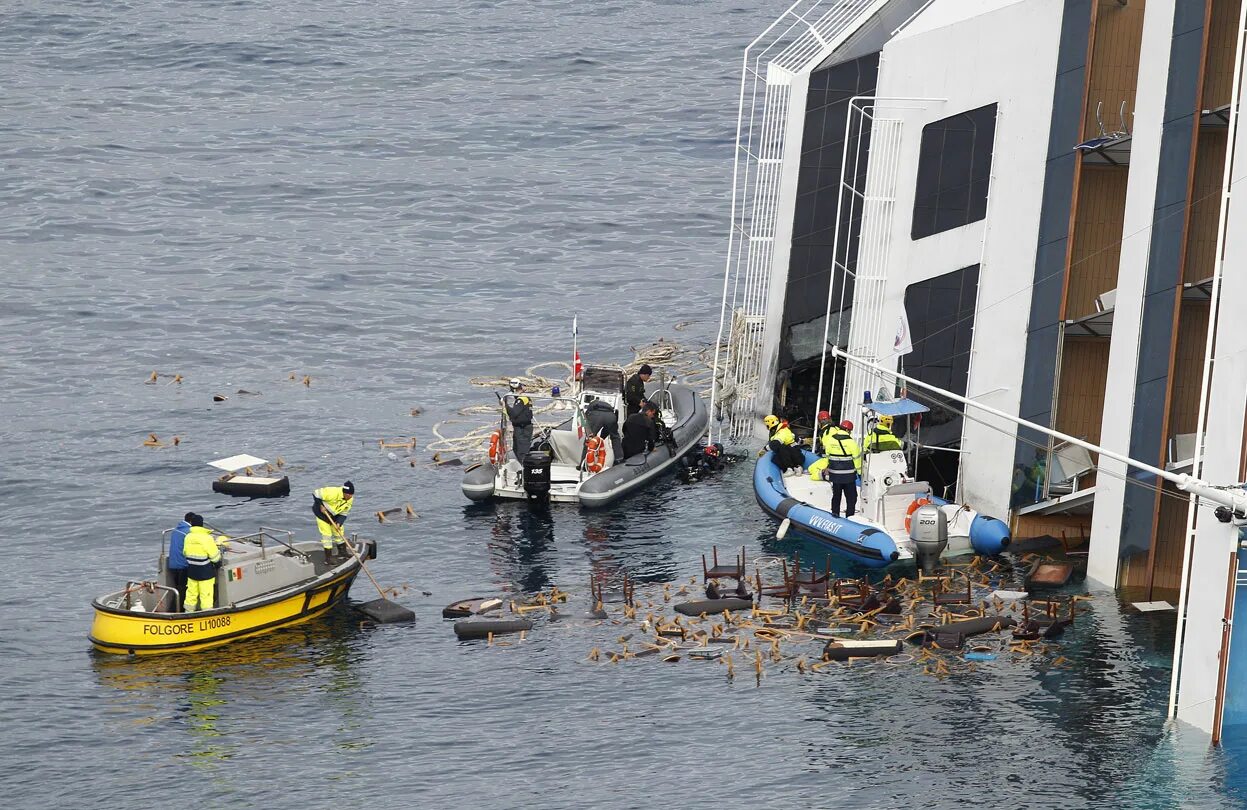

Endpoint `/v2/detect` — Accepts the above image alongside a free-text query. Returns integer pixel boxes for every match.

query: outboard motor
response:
[522,451,552,501]
[909,503,948,573]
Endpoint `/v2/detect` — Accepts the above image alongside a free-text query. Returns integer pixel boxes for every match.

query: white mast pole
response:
[1168,0,1247,720]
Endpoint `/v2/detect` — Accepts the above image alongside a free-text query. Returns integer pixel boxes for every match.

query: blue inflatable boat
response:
[753,449,1010,568]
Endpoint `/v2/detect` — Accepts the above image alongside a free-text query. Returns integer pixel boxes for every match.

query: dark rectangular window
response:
[903,265,980,497]
[911,104,997,240]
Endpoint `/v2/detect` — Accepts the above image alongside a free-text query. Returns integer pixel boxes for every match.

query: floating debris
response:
[447,548,1089,684]
[375,504,417,523]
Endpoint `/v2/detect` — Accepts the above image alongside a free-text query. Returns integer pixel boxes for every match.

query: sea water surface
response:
[0,1,1242,807]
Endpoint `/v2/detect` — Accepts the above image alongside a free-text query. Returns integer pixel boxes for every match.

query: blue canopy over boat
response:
[866,397,930,417]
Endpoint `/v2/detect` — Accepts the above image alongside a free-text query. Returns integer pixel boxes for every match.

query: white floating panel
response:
[1132,601,1175,612]
[208,453,268,472]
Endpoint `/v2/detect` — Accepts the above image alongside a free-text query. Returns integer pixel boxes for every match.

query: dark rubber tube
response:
[924,615,1016,649]
[673,598,754,616]
[453,618,533,640]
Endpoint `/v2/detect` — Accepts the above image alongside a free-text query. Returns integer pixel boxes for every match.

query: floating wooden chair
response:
[790,553,832,594]
[933,571,973,606]
[702,545,745,582]
[754,559,798,600]
[833,578,872,610]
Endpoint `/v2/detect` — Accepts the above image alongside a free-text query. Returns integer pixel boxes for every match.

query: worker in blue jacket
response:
[167,512,194,611]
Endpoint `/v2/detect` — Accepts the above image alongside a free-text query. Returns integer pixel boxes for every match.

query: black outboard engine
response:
[908,503,948,573]
[522,451,552,501]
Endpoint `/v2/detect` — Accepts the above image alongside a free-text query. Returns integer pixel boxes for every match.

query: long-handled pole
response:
[328,520,392,603]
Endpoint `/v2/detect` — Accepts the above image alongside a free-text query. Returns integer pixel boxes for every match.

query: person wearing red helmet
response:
[815,410,834,451]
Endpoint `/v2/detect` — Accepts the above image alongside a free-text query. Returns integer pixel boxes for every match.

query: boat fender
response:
[453,618,533,640]
[673,598,753,616]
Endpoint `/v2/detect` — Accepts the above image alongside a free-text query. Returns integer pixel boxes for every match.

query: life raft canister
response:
[904,497,933,533]
[488,430,504,465]
[585,436,607,473]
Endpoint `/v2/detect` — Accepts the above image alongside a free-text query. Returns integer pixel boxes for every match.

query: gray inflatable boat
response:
[461,370,708,508]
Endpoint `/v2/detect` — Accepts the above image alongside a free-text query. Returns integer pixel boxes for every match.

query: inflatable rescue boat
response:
[462,365,708,508]
[89,527,372,655]
[754,446,1010,569]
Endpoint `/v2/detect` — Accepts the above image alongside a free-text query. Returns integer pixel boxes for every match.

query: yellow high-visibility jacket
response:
[864,426,902,453]
[769,426,796,446]
[183,526,223,581]
[313,487,354,523]
[820,429,861,472]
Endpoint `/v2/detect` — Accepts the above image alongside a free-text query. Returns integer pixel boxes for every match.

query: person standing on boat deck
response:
[312,481,355,563]
[809,420,862,517]
[763,414,803,473]
[864,414,903,453]
[815,410,835,448]
[583,395,623,463]
[622,401,658,458]
[183,514,225,612]
[167,512,194,610]
[624,365,652,417]
[505,379,534,459]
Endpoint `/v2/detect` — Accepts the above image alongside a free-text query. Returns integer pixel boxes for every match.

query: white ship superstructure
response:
[712,0,1247,742]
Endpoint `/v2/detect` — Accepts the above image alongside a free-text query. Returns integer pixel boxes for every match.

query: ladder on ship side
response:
[709,0,887,444]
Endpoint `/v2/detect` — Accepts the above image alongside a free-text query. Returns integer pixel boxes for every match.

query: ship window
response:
[903,265,980,497]
[911,104,997,240]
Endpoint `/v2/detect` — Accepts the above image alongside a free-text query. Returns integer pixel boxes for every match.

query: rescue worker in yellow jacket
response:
[809,420,862,518]
[183,513,226,612]
[763,414,804,473]
[863,414,903,453]
[312,481,355,563]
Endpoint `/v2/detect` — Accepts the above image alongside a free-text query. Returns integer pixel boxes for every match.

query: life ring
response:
[585,436,607,473]
[488,430,504,465]
[904,497,933,533]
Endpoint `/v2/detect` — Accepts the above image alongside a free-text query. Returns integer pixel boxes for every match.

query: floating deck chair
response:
[702,545,745,582]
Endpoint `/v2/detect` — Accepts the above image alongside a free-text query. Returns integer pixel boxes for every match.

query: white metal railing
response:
[841,105,906,411]
[709,0,887,444]
[811,95,940,430]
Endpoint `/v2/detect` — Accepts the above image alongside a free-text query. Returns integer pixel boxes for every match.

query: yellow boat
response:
[89,527,373,656]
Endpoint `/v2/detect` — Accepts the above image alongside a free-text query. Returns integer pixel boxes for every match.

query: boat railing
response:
[101,581,180,614]
[225,527,310,561]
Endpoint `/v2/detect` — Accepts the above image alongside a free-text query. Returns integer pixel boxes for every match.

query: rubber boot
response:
[323,548,333,564]
[336,544,351,560]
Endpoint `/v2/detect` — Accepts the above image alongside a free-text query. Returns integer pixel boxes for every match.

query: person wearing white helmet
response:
[505,379,534,459]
